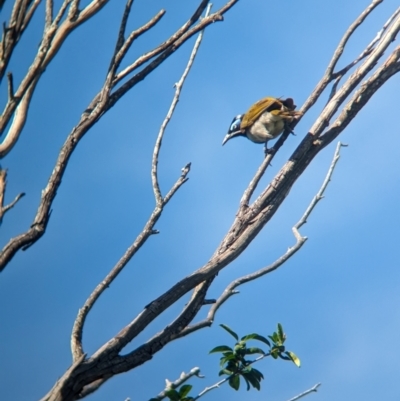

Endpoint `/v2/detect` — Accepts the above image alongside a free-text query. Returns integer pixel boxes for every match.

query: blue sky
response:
[1,1,400,400]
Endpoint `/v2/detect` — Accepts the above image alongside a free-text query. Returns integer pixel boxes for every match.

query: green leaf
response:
[269,333,280,344]
[178,385,192,398]
[243,347,266,355]
[165,389,180,401]
[229,375,240,391]
[243,375,251,391]
[286,351,301,367]
[241,333,271,347]
[209,345,233,354]
[250,367,264,381]
[220,324,239,341]
[277,323,285,343]
[241,371,261,390]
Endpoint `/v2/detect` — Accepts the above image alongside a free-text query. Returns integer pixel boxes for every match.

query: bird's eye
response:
[230,122,238,131]
[230,117,241,132]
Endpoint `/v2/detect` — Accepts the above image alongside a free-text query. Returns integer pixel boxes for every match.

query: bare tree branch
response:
[0,169,25,222]
[45,0,53,29]
[193,353,268,400]
[0,0,110,157]
[0,0,41,81]
[113,0,210,85]
[329,6,400,99]
[152,3,211,203]
[300,0,383,115]
[6,71,13,100]
[151,367,203,401]
[111,9,166,75]
[320,46,400,147]
[109,1,238,107]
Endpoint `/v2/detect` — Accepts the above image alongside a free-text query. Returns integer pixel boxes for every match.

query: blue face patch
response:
[229,115,243,133]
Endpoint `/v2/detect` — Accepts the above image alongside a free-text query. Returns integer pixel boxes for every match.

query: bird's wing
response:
[241,97,283,129]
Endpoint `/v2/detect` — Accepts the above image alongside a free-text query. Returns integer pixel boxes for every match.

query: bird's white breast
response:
[246,111,285,143]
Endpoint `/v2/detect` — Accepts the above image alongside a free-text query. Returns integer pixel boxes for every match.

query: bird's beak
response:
[222,131,242,146]
[222,134,232,146]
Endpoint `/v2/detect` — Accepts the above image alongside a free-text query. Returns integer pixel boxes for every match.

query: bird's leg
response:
[264,142,274,161]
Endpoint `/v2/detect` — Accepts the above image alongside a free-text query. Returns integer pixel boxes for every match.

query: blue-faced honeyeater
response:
[222,97,301,150]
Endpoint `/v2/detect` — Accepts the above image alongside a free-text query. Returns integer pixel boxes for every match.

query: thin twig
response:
[294,142,346,234]
[114,0,134,54]
[152,3,211,204]
[0,0,108,157]
[113,0,209,85]
[320,46,400,147]
[7,72,14,100]
[2,192,25,214]
[152,367,203,400]
[52,0,71,27]
[194,353,268,400]
[21,1,42,32]
[240,126,295,207]
[0,169,25,222]
[45,0,53,29]
[328,6,400,100]
[334,6,400,79]
[68,0,80,21]
[305,12,400,143]
[0,0,41,81]
[299,0,383,115]
[285,383,321,401]
[111,4,165,76]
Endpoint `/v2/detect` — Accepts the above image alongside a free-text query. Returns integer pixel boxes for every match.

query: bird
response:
[222,97,301,152]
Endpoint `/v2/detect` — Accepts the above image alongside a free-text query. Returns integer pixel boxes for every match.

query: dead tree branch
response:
[0,168,25,222]
[0,0,110,157]
[285,383,322,401]
[151,367,203,401]
[300,0,384,115]
[0,0,41,81]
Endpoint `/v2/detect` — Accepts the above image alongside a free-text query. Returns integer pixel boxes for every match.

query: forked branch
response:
[0,0,41,81]
[0,169,25,222]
